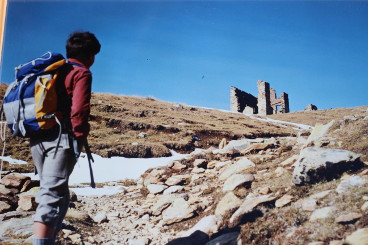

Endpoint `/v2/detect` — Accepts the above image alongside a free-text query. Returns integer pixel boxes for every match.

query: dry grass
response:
[0,83,366,168]
[87,92,297,158]
[267,106,368,126]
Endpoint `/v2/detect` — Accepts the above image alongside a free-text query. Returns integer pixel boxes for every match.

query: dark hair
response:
[66,31,101,59]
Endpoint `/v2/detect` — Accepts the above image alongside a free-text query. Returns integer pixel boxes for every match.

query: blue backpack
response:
[0,52,96,188]
[2,52,67,137]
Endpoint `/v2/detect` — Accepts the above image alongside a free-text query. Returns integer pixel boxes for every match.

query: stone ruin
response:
[230,80,289,116]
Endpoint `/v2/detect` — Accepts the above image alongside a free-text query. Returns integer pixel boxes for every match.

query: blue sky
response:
[1,0,367,112]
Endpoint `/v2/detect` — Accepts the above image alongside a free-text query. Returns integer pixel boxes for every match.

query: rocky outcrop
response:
[292,147,363,185]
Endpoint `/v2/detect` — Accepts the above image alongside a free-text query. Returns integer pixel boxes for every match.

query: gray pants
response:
[30,131,77,230]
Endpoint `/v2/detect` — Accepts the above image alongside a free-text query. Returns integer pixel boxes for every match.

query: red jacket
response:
[59,58,92,141]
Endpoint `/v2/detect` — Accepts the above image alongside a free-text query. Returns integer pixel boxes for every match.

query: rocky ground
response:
[1,114,368,245]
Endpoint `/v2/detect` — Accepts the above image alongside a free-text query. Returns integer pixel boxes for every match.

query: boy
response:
[31,31,100,245]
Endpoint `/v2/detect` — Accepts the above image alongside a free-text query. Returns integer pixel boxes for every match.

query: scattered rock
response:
[166,175,191,186]
[219,157,255,181]
[222,174,254,192]
[163,186,184,195]
[151,195,176,216]
[215,161,232,170]
[302,198,317,211]
[142,169,166,186]
[171,161,187,170]
[69,233,82,244]
[1,173,31,189]
[215,192,242,217]
[0,215,34,240]
[162,197,195,225]
[310,190,332,200]
[180,215,223,237]
[304,120,335,147]
[240,142,274,155]
[275,194,293,208]
[138,132,147,138]
[147,184,168,194]
[65,208,90,221]
[275,166,288,177]
[192,167,206,174]
[336,175,367,194]
[345,228,368,245]
[259,186,271,195]
[335,212,362,224]
[280,155,298,167]
[17,195,37,211]
[193,159,207,168]
[310,207,335,221]
[93,212,108,223]
[229,195,276,227]
[0,201,12,214]
[222,139,251,152]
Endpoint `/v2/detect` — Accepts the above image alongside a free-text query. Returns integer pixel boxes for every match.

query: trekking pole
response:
[84,139,96,188]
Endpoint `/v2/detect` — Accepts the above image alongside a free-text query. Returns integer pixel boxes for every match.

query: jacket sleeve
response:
[70,69,92,141]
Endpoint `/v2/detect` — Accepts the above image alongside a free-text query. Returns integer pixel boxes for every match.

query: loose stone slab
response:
[222,174,254,192]
[310,207,335,221]
[275,195,293,208]
[215,192,242,217]
[1,173,31,189]
[345,228,368,245]
[302,198,317,211]
[219,158,255,181]
[151,195,176,216]
[166,175,191,186]
[0,216,34,241]
[336,176,367,194]
[147,184,168,194]
[180,215,223,237]
[162,197,195,225]
[335,212,362,224]
[229,195,276,227]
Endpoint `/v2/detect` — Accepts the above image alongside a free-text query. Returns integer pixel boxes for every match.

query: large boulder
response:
[292,147,363,185]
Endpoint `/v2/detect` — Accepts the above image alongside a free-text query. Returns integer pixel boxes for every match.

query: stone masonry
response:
[230,80,289,116]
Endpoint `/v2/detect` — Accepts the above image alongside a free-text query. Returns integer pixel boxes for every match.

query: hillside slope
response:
[0,83,367,244]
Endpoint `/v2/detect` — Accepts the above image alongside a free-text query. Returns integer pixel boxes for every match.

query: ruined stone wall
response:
[230,86,258,114]
[270,88,290,114]
[230,81,290,115]
[257,80,273,116]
